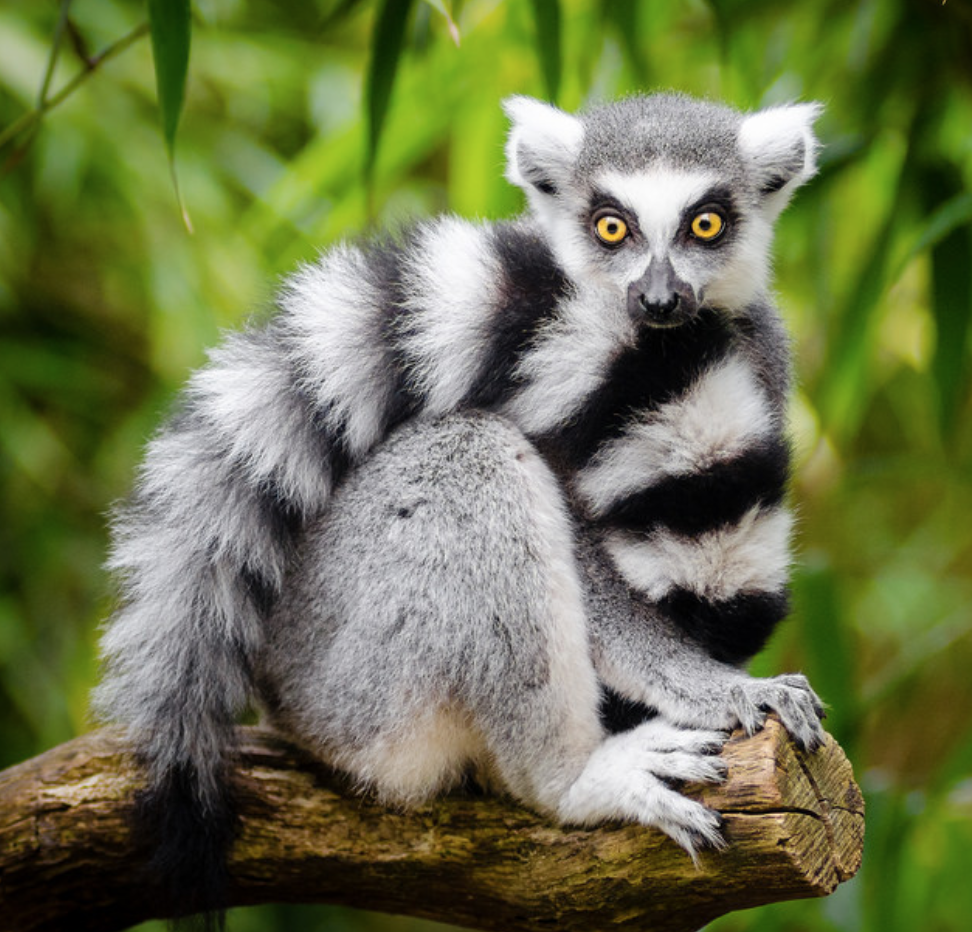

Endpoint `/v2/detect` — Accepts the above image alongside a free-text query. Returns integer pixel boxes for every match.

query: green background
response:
[2,1,971,930]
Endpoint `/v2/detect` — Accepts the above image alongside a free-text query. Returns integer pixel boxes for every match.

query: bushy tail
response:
[93,326,341,926]
[95,520,270,927]
[134,757,239,929]
[92,216,537,922]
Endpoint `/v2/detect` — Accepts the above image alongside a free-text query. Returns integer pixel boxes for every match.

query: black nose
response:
[627,256,698,327]
[639,291,680,319]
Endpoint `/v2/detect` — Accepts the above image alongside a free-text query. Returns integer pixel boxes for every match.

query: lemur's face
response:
[504,94,820,326]
[556,165,765,326]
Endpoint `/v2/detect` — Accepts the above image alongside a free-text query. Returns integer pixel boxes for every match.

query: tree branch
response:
[0,718,863,932]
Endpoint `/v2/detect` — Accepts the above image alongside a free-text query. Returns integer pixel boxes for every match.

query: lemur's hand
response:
[725,673,826,751]
[658,671,826,752]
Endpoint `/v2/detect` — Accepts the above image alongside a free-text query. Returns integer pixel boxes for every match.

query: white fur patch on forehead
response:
[595,168,719,245]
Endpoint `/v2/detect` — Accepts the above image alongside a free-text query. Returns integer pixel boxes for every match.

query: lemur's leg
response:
[259,412,726,854]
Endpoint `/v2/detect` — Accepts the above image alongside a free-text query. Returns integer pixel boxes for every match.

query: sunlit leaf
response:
[896,191,972,276]
[421,0,460,45]
[815,210,898,443]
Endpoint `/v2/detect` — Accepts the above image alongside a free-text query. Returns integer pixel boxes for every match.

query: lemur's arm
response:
[580,533,824,749]
[568,311,824,750]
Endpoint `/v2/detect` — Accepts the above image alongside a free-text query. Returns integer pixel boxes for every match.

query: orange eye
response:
[594,214,628,245]
[690,211,725,241]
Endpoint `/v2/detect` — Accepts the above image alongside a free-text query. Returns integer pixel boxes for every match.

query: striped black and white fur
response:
[95,93,825,923]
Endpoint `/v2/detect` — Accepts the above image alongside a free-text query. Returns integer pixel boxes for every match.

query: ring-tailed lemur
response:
[94,93,825,923]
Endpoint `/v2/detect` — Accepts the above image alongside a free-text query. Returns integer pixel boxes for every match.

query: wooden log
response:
[0,717,863,932]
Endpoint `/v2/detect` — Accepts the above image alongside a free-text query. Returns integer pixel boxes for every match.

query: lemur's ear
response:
[503,96,583,197]
[739,102,822,215]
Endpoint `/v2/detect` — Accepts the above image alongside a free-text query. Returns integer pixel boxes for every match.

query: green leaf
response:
[365,0,416,183]
[38,0,72,108]
[527,0,562,102]
[922,178,972,437]
[322,0,369,29]
[147,0,191,157]
[421,0,460,45]
[792,562,857,749]
[602,0,648,84]
[896,190,972,278]
[148,0,192,229]
[816,208,898,442]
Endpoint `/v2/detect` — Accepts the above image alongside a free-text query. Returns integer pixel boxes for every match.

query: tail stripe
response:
[464,223,570,408]
[281,244,412,459]
[397,217,504,414]
[574,354,777,510]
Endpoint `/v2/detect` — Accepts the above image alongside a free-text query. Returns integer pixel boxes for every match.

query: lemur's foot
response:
[558,720,729,860]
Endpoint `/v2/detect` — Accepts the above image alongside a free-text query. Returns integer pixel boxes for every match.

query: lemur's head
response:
[504,94,821,326]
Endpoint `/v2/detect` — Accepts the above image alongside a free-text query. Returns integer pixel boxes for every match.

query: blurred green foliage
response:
[2,1,972,930]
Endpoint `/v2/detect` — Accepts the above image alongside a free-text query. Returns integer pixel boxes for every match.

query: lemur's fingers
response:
[610,720,730,782]
[728,683,767,736]
[730,675,826,752]
[560,763,726,861]
[558,722,730,861]
[773,673,827,719]
[642,750,729,785]
[629,782,727,863]
[625,718,730,756]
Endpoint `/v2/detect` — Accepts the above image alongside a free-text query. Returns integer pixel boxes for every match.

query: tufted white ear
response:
[739,102,823,215]
[503,96,584,197]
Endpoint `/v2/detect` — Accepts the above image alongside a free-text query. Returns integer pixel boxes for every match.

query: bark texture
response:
[0,717,863,932]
